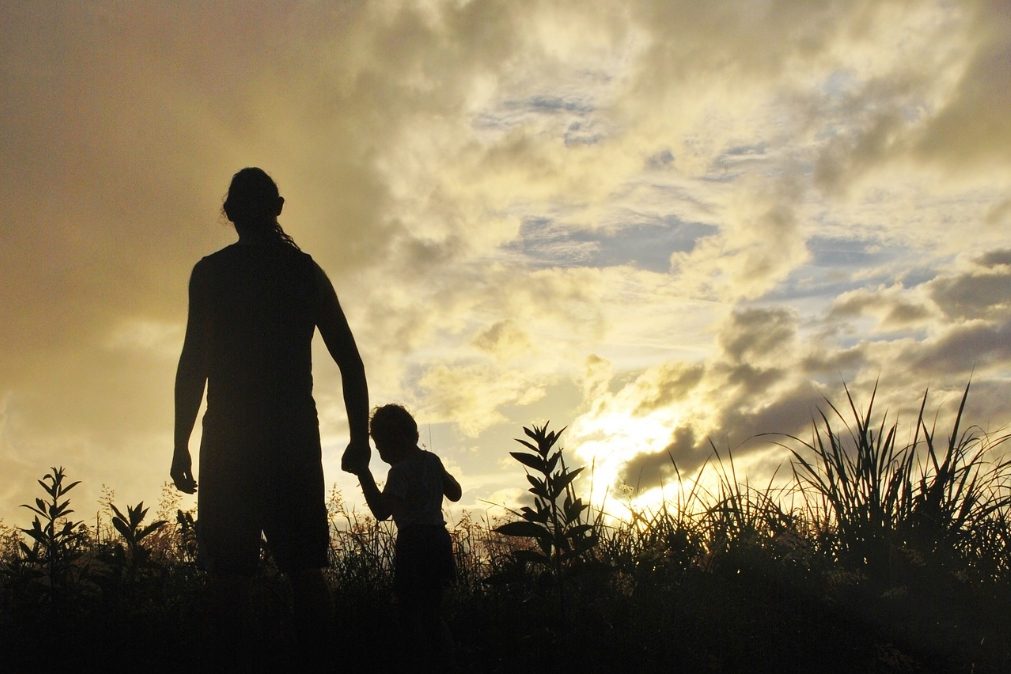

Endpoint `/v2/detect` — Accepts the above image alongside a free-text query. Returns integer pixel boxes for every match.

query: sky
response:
[2,0,1010,526]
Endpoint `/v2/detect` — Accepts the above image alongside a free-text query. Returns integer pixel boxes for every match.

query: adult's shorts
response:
[197,420,329,576]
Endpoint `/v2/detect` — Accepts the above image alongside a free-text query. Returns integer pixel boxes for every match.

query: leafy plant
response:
[110,501,167,566]
[18,466,88,596]
[174,509,199,564]
[493,423,599,619]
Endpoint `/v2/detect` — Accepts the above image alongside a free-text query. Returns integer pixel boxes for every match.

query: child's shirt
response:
[383,449,447,529]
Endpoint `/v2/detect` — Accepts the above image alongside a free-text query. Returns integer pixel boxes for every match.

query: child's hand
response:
[341,440,371,474]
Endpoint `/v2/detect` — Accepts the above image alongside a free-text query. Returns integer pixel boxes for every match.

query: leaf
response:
[138,520,168,540]
[568,524,594,538]
[510,452,545,473]
[520,506,548,524]
[526,475,549,499]
[555,467,584,492]
[39,478,56,498]
[536,534,553,556]
[112,518,134,543]
[494,521,548,538]
[565,499,587,524]
[514,439,540,454]
[513,549,551,566]
[110,504,128,524]
[545,451,560,474]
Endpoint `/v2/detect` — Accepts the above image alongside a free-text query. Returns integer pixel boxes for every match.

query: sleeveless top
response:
[191,242,321,456]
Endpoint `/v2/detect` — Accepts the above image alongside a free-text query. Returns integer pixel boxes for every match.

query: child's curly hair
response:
[369,404,420,447]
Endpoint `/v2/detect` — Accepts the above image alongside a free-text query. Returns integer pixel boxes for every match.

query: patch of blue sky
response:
[505,216,718,273]
[707,142,769,178]
[758,274,881,308]
[900,266,938,288]
[645,148,674,170]
[564,121,604,146]
[761,237,902,303]
[472,93,596,132]
[513,95,594,116]
[821,69,858,99]
[808,235,891,268]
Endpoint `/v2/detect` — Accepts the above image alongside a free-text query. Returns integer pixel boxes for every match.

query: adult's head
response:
[223,167,297,247]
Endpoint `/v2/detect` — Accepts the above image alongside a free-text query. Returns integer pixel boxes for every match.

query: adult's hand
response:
[171,448,198,494]
[341,440,371,475]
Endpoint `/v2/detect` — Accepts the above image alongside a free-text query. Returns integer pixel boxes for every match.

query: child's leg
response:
[419,587,455,668]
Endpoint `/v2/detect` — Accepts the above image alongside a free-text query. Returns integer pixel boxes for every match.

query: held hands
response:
[341,439,371,475]
[170,448,198,494]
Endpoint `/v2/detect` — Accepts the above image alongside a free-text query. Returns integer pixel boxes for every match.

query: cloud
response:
[472,320,532,360]
[911,1,1011,170]
[415,362,548,437]
[620,426,698,487]
[928,269,1011,321]
[978,248,1011,268]
[719,308,797,364]
[909,319,1011,376]
[2,1,1011,523]
[827,285,934,330]
[985,200,1011,227]
[633,363,705,415]
[669,182,810,302]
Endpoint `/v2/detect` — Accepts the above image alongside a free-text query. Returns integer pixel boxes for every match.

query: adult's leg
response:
[289,567,334,656]
[203,573,255,669]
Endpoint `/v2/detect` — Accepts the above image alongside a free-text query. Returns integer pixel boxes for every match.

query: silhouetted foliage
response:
[1,383,1009,672]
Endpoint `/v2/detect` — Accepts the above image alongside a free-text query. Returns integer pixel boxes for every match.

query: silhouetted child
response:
[355,404,462,669]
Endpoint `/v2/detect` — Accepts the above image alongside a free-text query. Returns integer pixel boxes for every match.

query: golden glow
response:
[571,409,685,516]
[1,2,1009,524]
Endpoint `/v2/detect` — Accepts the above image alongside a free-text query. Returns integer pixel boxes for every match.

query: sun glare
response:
[570,408,687,519]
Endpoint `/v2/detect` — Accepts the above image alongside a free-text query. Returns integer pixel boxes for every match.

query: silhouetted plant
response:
[174,509,199,565]
[18,466,88,597]
[109,501,166,567]
[493,423,598,619]
[1,382,1010,671]
[781,381,1011,583]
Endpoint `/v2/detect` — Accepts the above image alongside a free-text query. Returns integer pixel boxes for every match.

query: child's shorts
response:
[394,525,456,606]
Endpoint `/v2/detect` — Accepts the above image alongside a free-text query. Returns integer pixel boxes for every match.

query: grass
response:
[0,382,1009,672]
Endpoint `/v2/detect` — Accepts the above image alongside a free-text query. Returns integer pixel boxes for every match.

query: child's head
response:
[370,404,419,464]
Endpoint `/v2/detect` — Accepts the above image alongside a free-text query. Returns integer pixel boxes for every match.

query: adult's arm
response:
[314,263,370,473]
[171,263,210,494]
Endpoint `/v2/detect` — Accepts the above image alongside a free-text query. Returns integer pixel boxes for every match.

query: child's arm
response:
[442,468,462,503]
[357,468,392,521]
[357,467,408,522]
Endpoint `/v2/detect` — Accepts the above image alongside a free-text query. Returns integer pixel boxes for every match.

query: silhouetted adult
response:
[171,167,370,661]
